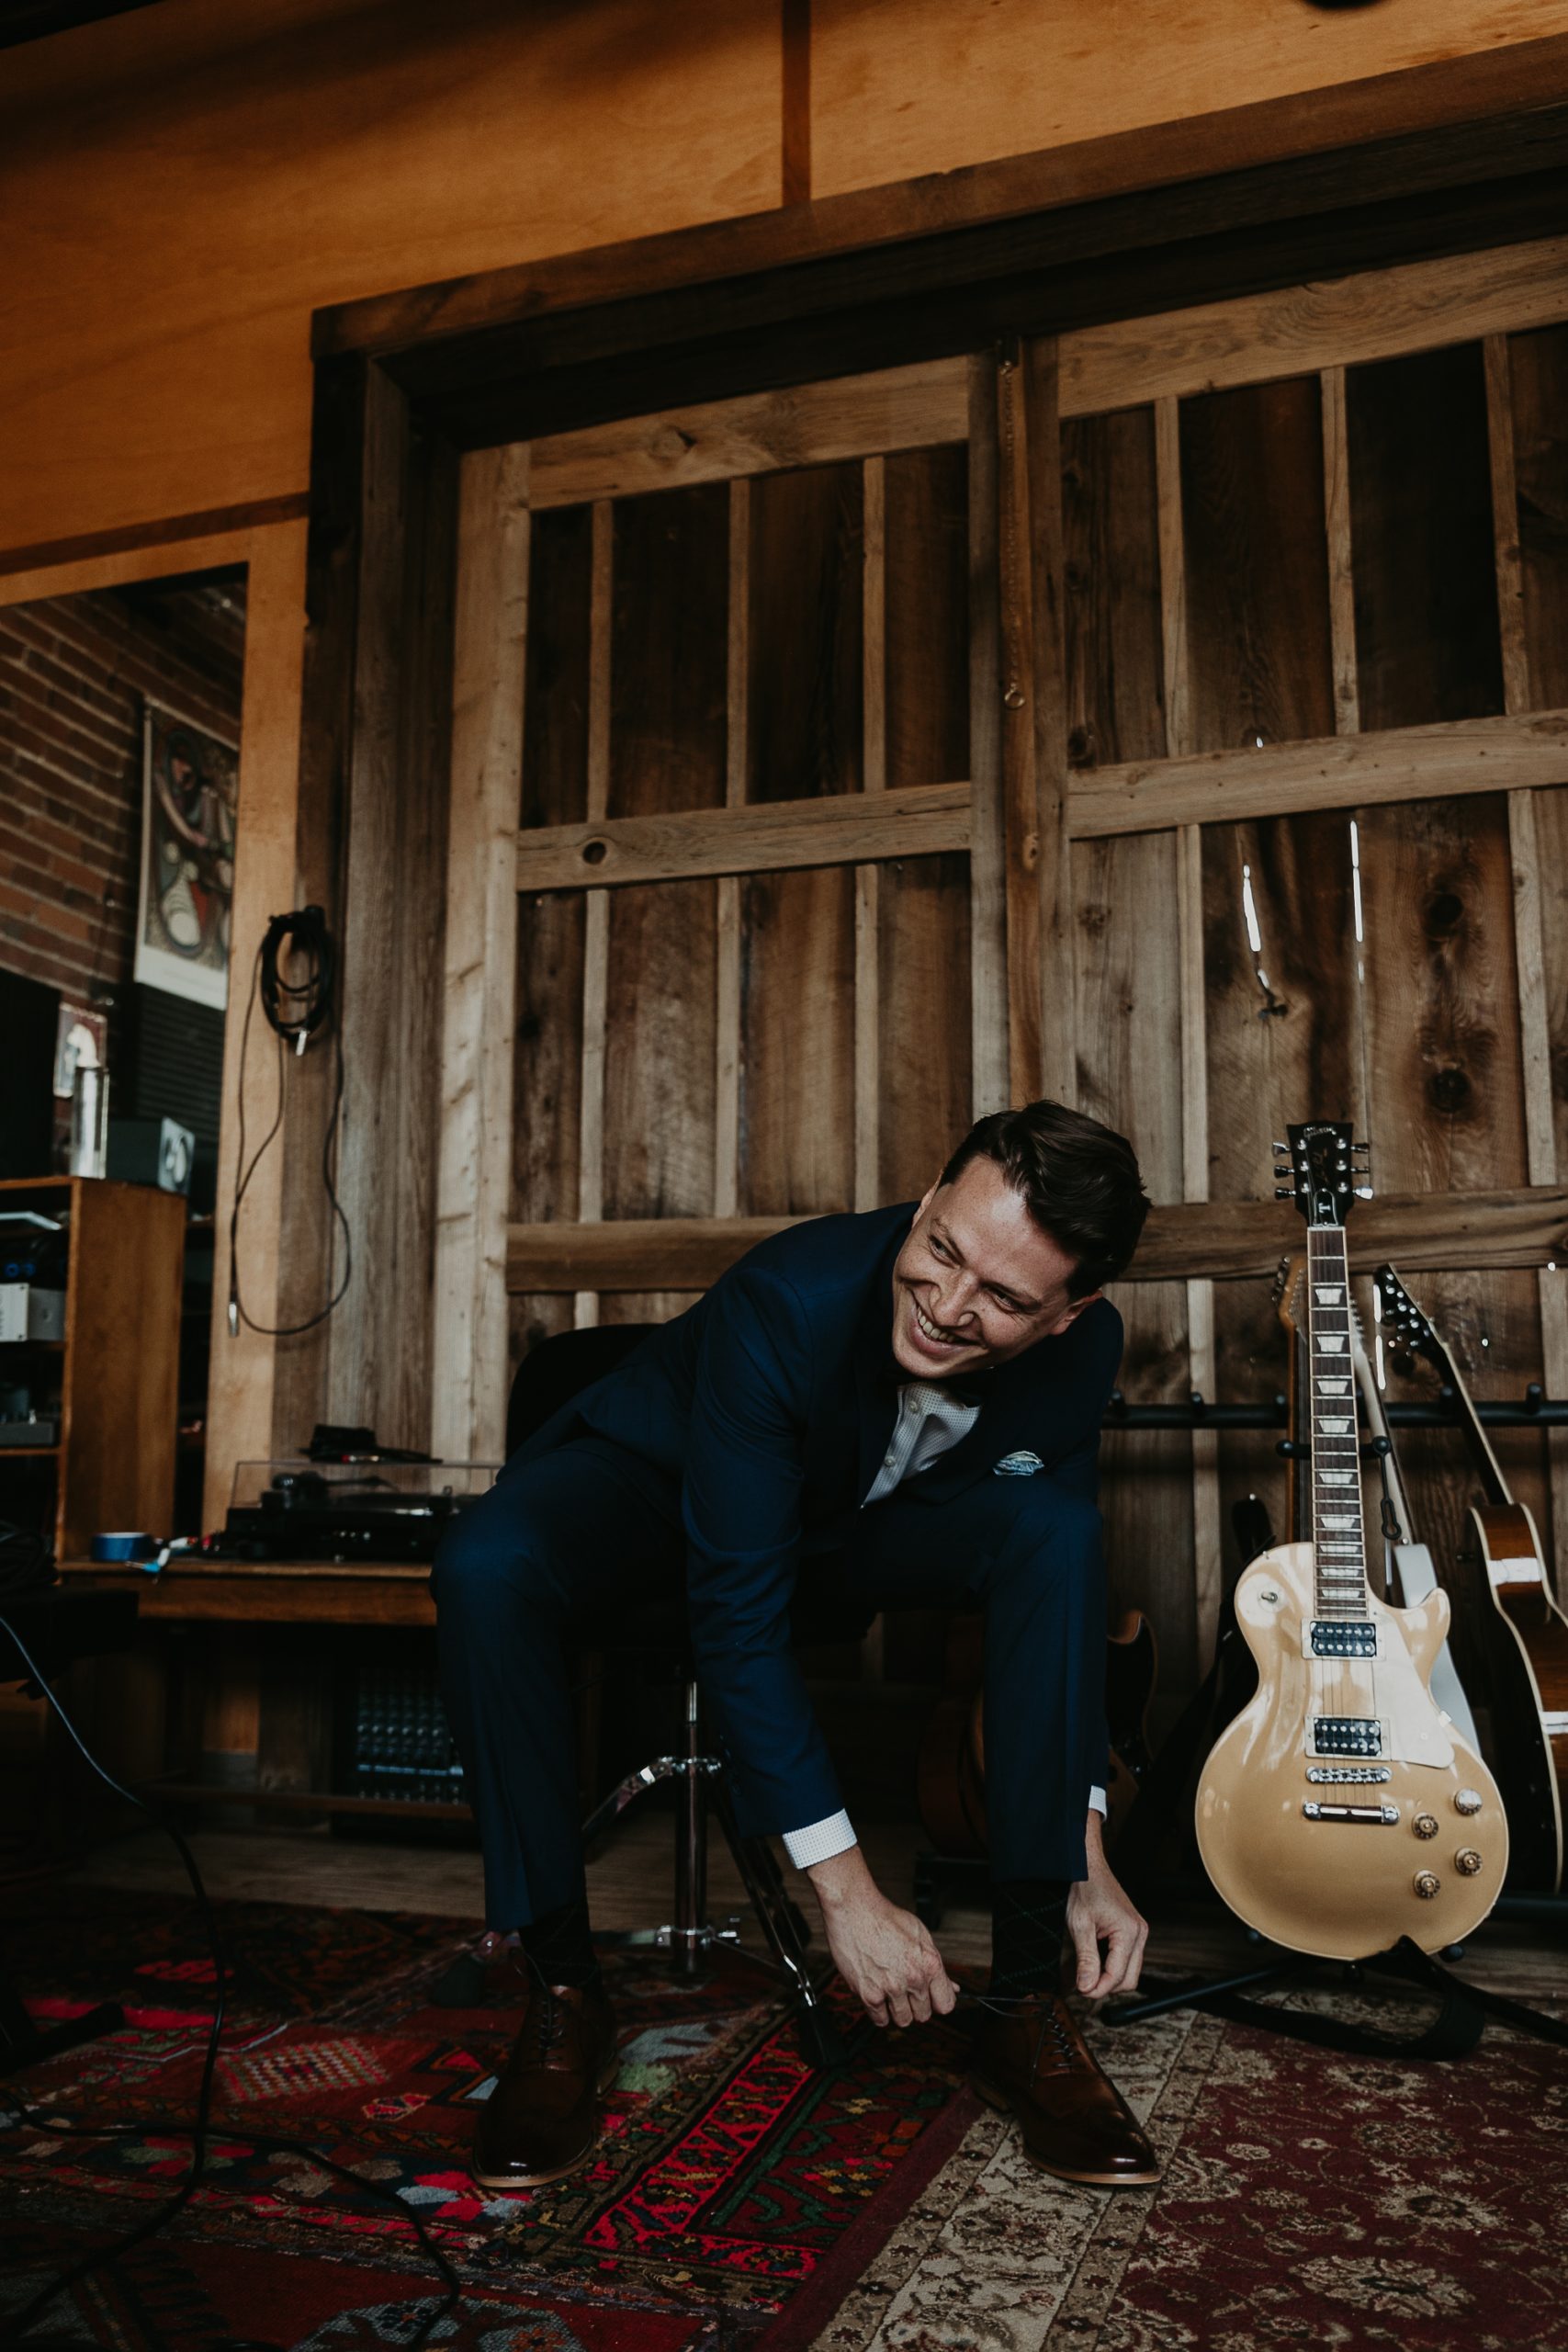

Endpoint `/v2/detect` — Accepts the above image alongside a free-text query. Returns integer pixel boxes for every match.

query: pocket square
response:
[993,1450,1043,1477]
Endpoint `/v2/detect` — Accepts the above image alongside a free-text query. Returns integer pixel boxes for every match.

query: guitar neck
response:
[1307,1228,1368,1618]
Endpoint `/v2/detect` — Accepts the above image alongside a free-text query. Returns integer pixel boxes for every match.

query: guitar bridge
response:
[1312,1716,1382,1757]
[1306,1765,1391,1784]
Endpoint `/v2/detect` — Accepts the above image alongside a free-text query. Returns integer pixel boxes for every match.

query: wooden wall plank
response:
[530,358,968,510]
[1321,366,1360,737]
[878,855,973,1204]
[1358,788,1546,1596]
[749,461,863,801]
[1061,403,1166,772]
[574,503,614,1329]
[739,868,856,1216]
[1348,343,1505,730]
[1179,375,1335,751]
[1074,827,1194,1689]
[1058,235,1568,421]
[1155,390,1221,1670]
[1066,708,1568,839]
[601,481,727,1268]
[329,378,458,1449]
[202,517,310,1525]
[880,443,972,1203]
[968,353,1008,1115]
[431,442,530,1464]
[505,1185,1568,1293]
[716,479,750,1221]
[854,456,885,1213]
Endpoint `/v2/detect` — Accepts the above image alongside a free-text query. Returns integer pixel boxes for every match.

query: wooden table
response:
[59,1556,437,1628]
[58,1558,454,1817]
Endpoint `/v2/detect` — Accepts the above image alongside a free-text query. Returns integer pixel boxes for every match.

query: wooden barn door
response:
[430,353,1067,1468]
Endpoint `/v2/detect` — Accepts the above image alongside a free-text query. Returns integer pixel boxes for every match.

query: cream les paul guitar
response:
[1195,1123,1507,1962]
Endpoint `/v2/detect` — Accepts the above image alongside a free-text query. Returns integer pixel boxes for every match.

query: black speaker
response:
[0,971,60,1179]
[122,984,224,1212]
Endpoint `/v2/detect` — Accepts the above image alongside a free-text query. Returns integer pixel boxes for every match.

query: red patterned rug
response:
[0,1892,973,2349]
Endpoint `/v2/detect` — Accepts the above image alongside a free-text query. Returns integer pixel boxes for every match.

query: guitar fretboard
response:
[1307,1227,1367,1619]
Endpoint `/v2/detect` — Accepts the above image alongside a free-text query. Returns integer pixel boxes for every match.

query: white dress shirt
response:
[782,1378,1108,1869]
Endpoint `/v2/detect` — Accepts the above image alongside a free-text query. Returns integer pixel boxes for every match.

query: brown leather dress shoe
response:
[472,1977,619,2191]
[971,1993,1160,2188]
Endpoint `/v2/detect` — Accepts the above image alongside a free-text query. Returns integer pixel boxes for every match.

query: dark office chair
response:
[503,1321,850,2069]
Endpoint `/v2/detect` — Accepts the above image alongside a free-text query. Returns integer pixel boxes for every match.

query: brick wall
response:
[0,577,245,1019]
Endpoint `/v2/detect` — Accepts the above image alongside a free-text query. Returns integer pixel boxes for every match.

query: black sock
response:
[990,1878,1069,1999]
[518,1895,600,1990]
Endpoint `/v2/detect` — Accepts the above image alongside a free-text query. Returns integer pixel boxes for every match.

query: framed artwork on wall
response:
[135,701,238,1011]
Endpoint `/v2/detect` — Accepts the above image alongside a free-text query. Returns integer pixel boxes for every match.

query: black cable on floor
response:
[0,1609,462,2352]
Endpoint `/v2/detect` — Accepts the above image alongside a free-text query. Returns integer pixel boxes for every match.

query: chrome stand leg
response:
[713,1783,848,2071]
[671,1679,707,1977]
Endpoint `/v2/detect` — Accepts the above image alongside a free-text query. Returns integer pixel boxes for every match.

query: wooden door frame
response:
[276,68,1568,1467]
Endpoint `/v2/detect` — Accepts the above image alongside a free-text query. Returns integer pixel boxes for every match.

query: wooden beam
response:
[1062,232,1568,420]
[430,444,530,1465]
[504,1186,1568,1295]
[1067,708,1568,838]
[319,40,1568,368]
[0,493,310,588]
[969,352,1009,1116]
[531,358,966,510]
[515,779,971,894]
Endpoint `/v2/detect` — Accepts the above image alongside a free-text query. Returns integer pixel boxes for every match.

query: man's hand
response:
[1066,1808,1148,1999]
[807,1845,958,2027]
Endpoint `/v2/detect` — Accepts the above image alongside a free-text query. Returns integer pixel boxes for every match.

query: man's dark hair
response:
[938,1100,1149,1298]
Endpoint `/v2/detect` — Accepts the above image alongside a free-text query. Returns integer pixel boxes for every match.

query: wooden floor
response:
[59,1809,1562,2001]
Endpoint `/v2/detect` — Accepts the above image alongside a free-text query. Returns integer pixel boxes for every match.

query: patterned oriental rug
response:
[0,1892,973,2350]
[4,1895,1564,2352]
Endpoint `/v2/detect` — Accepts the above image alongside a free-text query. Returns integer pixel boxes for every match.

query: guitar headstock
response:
[1272,1123,1369,1229]
[1373,1263,1445,1373]
[1272,1250,1306,1338]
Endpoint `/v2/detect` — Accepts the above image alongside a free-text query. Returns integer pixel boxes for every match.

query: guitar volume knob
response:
[1454,1849,1483,1877]
[1413,1814,1438,1839]
[1413,1871,1441,1900]
[1454,1788,1483,1815]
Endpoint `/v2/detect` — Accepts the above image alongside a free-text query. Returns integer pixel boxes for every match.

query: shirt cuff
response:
[1089,1785,1108,1816]
[782,1809,858,1869]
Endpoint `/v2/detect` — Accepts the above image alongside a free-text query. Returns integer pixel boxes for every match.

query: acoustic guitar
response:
[1195,1123,1507,1961]
[1375,1264,1568,1894]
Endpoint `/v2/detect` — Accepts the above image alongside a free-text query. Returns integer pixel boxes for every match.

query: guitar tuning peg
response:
[1275,1187,1295,1200]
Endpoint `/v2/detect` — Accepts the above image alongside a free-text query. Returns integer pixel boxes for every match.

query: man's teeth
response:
[915,1301,958,1344]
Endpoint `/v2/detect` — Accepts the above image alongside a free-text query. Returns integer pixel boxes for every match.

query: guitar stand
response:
[1103,1935,1568,2061]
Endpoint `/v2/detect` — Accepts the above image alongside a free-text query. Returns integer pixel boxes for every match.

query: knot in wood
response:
[1427,1064,1472,1114]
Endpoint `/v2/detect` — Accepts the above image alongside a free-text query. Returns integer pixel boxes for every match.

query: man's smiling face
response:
[889,1155,1100,1382]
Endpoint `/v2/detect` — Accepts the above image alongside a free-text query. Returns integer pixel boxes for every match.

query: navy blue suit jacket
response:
[568,1203,1122,1836]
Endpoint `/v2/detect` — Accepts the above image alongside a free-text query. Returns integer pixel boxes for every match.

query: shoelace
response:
[532,1989,570,2059]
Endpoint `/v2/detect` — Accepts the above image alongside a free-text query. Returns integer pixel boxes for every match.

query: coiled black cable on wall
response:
[227,905,353,1340]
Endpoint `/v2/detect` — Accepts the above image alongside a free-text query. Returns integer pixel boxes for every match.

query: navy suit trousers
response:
[434,1430,1106,1931]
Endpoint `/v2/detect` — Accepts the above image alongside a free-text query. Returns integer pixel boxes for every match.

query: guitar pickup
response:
[1311,1622,1377,1657]
[1303,1802,1400,1825]
[1312,1716,1382,1756]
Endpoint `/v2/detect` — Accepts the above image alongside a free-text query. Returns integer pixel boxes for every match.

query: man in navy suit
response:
[434,1099,1157,2192]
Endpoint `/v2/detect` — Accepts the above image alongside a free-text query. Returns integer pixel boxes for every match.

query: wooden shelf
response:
[0,1444,60,1458]
[60,1559,436,1628]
